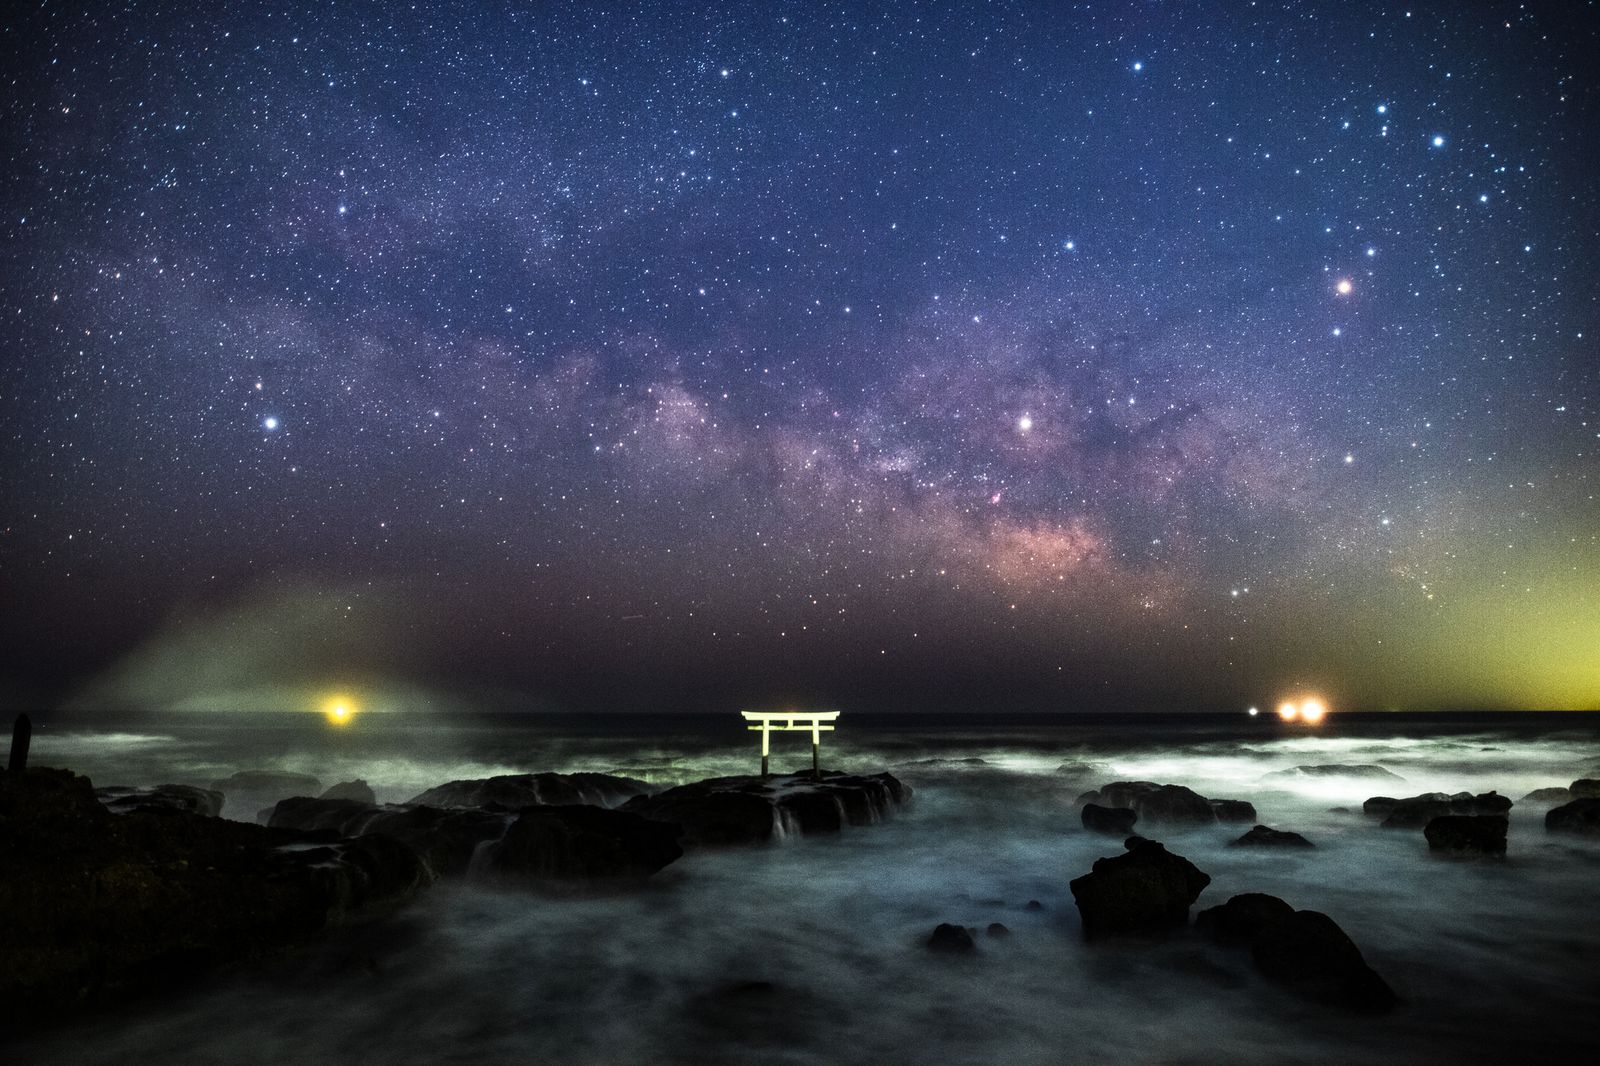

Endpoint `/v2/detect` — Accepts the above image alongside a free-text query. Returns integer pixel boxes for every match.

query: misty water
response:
[15,711,1600,1063]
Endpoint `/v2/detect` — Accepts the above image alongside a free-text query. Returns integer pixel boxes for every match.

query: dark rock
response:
[1569,779,1600,799]
[1209,798,1258,823]
[623,770,910,847]
[1519,787,1572,806]
[408,771,651,809]
[1075,780,1160,809]
[927,923,977,953]
[1229,824,1315,849]
[1370,791,1512,828]
[1424,815,1507,855]
[1195,893,1296,945]
[210,769,323,795]
[986,922,1011,938]
[1265,764,1405,782]
[268,797,509,878]
[8,712,30,772]
[1068,838,1211,937]
[321,779,377,804]
[488,805,683,884]
[1250,910,1398,1013]
[1546,797,1600,835]
[0,767,430,1029]
[97,784,224,818]
[1081,802,1138,834]
[1024,899,1044,911]
[1136,785,1217,825]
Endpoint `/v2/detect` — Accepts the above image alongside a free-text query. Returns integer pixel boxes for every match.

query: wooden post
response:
[8,713,31,774]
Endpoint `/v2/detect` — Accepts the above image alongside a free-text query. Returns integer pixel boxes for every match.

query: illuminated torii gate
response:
[741,710,840,779]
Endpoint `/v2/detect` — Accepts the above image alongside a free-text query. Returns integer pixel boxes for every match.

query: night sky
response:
[3,2,1597,715]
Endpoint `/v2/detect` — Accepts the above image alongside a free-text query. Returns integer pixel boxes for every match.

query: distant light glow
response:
[1277,701,1299,722]
[1247,706,1259,717]
[321,694,359,726]
[1299,698,1327,724]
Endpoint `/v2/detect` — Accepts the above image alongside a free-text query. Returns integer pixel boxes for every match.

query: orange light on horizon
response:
[1300,698,1327,724]
[1277,701,1299,722]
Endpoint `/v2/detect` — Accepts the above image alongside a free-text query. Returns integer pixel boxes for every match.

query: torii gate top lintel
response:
[740,710,840,778]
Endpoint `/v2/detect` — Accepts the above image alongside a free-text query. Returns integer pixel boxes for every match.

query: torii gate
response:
[741,710,839,779]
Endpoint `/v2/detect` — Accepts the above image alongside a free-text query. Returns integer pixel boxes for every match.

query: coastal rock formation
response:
[927,923,977,953]
[408,771,651,809]
[269,795,683,883]
[1068,837,1211,937]
[1229,825,1315,849]
[321,779,377,804]
[1424,815,1507,855]
[1209,798,1258,823]
[1198,894,1396,1013]
[1265,764,1405,782]
[1075,780,1255,826]
[1568,779,1600,799]
[622,770,911,847]
[95,783,224,817]
[1081,802,1138,835]
[1364,791,1512,828]
[1545,797,1600,835]
[208,769,324,821]
[2,767,429,1027]
[490,805,684,884]
[1518,787,1572,806]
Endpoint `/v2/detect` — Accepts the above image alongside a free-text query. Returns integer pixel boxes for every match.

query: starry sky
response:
[3,2,1597,715]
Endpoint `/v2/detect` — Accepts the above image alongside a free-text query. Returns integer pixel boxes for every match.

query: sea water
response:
[13,711,1600,1063]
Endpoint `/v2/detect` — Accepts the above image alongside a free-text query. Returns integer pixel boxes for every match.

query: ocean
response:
[13,709,1600,1063]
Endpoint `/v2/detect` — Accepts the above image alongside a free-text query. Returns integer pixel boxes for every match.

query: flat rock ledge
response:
[621,770,912,847]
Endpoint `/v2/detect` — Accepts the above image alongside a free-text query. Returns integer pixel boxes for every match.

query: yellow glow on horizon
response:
[1277,701,1299,722]
[1299,698,1327,724]
[321,694,359,727]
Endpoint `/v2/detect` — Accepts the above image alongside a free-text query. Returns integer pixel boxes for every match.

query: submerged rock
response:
[1545,797,1600,835]
[1068,838,1211,937]
[927,923,977,953]
[1209,799,1258,823]
[1367,791,1512,828]
[408,771,651,809]
[1229,825,1315,849]
[1265,764,1405,782]
[1,768,429,1029]
[1424,815,1507,855]
[622,770,910,847]
[96,783,224,818]
[321,779,377,804]
[1081,802,1138,835]
[987,922,1011,938]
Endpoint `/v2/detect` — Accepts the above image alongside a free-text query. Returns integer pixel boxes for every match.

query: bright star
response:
[1017,414,1033,433]
[1132,61,1143,72]
[263,416,279,431]
[1431,134,1445,148]
[1336,278,1353,295]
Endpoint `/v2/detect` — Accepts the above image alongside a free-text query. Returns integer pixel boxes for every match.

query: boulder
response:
[623,771,910,847]
[1229,825,1315,849]
[1546,797,1600,835]
[1068,838,1211,937]
[1136,785,1217,825]
[1195,892,1296,944]
[320,779,377,804]
[1569,779,1600,799]
[1208,799,1257,823]
[1369,791,1512,828]
[927,923,977,954]
[487,805,683,885]
[1265,764,1405,782]
[1081,802,1138,835]
[407,771,651,809]
[986,922,1011,938]
[1518,787,1572,806]
[1424,815,1507,855]
[96,783,224,818]
[1250,910,1398,1013]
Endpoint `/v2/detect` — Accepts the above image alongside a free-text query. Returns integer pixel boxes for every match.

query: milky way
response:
[3,3,1596,713]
